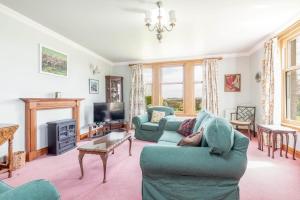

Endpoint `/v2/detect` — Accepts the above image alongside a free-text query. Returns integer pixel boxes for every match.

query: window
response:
[143,67,152,106]
[194,65,203,112]
[161,66,184,112]
[280,21,300,127]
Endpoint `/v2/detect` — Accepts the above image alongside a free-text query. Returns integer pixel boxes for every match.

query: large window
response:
[280,22,300,127]
[161,66,184,112]
[194,65,203,112]
[143,67,152,106]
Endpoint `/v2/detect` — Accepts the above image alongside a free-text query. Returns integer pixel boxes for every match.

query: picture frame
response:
[89,79,99,94]
[224,74,241,92]
[40,44,68,77]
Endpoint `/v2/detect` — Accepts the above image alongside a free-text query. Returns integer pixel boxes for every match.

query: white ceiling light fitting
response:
[144,1,176,42]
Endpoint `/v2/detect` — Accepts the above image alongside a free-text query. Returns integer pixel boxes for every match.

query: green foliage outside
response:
[145,96,152,106]
[162,98,183,111]
[195,98,202,112]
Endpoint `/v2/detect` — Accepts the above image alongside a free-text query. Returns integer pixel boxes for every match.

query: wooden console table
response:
[20,98,84,161]
[0,124,18,178]
[257,124,297,160]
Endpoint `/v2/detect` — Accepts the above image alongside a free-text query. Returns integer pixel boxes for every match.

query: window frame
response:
[279,21,300,128]
[194,64,203,112]
[160,65,185,113]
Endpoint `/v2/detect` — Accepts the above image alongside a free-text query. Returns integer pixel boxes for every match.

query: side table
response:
[0,124,19,177]
[257,124,297,160]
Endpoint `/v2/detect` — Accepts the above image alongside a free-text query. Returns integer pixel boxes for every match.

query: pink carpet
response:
[1,137,300,200]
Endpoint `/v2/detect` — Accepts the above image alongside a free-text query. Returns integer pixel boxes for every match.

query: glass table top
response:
[78,132,131,152]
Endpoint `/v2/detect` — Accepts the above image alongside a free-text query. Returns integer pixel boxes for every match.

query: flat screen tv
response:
[94,102,124,123]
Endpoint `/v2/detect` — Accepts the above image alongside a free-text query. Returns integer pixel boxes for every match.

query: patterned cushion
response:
[150,111,166,123]
[177,118,196,136]
[177,130,203,146]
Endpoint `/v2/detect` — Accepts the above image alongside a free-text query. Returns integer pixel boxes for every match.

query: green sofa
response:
[140,111,249,200]
[132,106,175,142]
[0,179,60,200]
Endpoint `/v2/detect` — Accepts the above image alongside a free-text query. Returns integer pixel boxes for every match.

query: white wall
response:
[0,11,113,156]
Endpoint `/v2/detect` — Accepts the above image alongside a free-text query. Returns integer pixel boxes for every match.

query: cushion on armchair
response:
[150,110,166,123]
[204,117,234,155]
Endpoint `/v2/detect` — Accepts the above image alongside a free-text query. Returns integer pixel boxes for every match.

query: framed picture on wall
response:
[89,79,99,94]
[40,45,68,77]
[224,74,241,92]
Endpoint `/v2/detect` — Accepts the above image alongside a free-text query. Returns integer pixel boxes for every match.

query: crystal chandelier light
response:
[144,1,176,42]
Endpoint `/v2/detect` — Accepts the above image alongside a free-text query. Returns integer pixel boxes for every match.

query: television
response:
[94,102,124,123]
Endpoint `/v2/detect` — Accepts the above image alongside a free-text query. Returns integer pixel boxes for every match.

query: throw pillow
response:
[204,117,234,155]
[193,110,212,133]
[177,128,204,146]
[177,118,196,136]
[150,111,166,123]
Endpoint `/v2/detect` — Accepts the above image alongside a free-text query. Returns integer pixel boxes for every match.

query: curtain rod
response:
[129,57,223,66]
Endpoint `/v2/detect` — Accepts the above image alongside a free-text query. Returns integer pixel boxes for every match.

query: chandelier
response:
[144,1,176,42]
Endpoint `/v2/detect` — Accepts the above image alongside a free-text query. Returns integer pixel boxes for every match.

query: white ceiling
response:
[1,0,300,63]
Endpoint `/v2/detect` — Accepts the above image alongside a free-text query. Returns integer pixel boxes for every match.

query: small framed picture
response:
[89,79,99,94]
[224,74,241,92]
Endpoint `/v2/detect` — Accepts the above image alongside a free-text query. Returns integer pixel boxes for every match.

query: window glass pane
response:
[195,83,202,112]
[143,68,152,106]
[194,65,203,82]
[286,69,300,121]
[161,84,183,111]
[288,36,300,67]
[161,66,183,83]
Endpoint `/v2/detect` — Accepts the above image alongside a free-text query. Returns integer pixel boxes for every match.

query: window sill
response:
[281,122,300,131]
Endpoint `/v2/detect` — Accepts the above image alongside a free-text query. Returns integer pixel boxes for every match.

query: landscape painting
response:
[224,74,241,92]
[40,45,68,77]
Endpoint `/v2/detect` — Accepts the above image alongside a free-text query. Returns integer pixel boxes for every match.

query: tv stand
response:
[88,121,128,139]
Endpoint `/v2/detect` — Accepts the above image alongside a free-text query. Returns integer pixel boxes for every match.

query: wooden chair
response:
[230,106,256,140]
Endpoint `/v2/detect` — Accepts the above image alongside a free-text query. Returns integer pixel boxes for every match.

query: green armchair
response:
[0,179,60,200]
[132,106,174,142]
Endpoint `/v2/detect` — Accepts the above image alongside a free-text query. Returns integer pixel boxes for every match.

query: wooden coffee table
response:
[77,132,132,183]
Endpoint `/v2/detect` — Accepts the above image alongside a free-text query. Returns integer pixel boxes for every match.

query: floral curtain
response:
[202,59,219,115]
[129,64,146,128]
[261,39,275,125]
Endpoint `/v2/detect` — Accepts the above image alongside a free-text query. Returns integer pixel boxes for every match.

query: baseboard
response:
[282,145,300,159]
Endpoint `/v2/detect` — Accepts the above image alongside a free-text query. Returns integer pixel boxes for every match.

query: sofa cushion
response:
[147,106,174,120]
[0,181,12,194]
[159,130,183,143]
[177,131,203,146]
[177,118,196,136]
[150,111,165,123]
[192,110,211,133]
[141,122,159,131]
[204,117,234,155]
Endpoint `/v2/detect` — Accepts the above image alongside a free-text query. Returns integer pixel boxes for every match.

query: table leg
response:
[78,151,85,179]
[272,132,276,159]
[280,133,283,157]
[112,149,114,154]
[268,133,272,157]
[285,134,289,158]
[129,137,132,156]
[8,138,13,178]
[293,133,297,160]
[257,127,261,150]
[248,125,251,140]
[261,131,264,151]
[100,153,108,183]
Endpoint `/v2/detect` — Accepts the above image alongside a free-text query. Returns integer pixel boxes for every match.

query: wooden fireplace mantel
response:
[20,98,84,161]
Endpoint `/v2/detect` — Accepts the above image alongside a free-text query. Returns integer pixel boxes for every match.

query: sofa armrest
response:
[0,179,60,200]
[140,146,247,180]
[132,113,149,128]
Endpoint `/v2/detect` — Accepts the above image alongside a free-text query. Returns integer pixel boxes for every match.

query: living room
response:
[0,1,300,200]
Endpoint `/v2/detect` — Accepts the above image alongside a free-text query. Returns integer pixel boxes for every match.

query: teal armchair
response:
[0,179,60,200]
[132,106,174,142]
